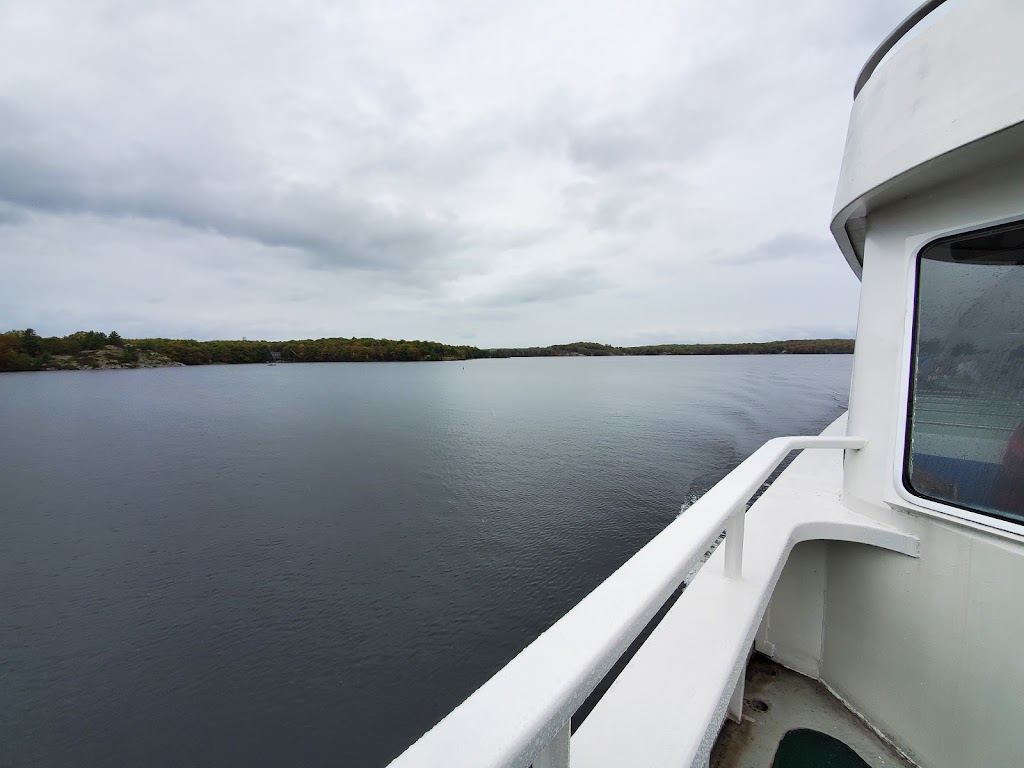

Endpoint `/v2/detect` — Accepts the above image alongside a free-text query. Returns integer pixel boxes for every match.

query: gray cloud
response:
[565,55,753,176]
[721,233,836,266]
[469,266,608,308]
[0,203,26,227]
[569,122,661,172]
[0,100,465,277]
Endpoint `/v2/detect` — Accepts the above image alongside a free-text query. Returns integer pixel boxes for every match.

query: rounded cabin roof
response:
[831,0,1024,277]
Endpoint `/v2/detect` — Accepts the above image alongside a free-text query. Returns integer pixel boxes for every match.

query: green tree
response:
[20,328,43,357]
[108,331,124,347]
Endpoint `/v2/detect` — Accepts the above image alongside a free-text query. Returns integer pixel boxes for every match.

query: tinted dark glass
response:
[907,221,1024,524]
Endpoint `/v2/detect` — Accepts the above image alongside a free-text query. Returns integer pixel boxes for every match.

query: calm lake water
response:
[1,355,851,767]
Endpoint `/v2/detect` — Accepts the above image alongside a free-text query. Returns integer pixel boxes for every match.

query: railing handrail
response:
[853,0,950,98]
[387,435,866,768]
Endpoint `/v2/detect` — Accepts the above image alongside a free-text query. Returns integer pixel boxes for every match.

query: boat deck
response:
[711,654,916,768]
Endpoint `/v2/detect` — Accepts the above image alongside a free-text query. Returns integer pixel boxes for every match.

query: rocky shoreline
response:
[45,345,186,371]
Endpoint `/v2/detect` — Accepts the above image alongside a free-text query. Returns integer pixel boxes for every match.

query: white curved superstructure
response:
[833,0,1024,275]
[389,3,1024,766]
[821,2,1024,764]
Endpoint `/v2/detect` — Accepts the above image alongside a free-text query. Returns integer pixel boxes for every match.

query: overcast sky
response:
[0,0,920,347]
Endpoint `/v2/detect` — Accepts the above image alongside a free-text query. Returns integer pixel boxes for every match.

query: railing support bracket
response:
[533,721,569,768]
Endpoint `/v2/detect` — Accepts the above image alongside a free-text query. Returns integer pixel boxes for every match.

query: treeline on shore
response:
[0,329,486,371]
[488,339,855,357]
[0,328,854,372]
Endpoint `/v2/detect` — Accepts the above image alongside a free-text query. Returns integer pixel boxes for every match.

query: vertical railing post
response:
[533,720,570,768]
[724,503,745,580]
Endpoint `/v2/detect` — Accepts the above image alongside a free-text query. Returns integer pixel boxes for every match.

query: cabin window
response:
[906,221,1024,526]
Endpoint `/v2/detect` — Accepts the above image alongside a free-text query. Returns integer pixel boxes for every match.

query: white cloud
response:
[0,0,920,346]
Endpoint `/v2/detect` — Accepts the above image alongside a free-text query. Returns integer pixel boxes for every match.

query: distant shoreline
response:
[1,330,854,373]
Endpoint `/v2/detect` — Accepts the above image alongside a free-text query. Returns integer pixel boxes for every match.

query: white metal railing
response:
[387,435,866,768]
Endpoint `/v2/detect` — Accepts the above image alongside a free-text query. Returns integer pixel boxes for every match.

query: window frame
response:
[893,218,1024,537]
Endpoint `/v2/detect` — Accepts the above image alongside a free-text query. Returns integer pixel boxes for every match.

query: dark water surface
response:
[1,355,851,767]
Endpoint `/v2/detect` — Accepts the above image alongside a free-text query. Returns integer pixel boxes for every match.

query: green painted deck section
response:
[772,729,871,768]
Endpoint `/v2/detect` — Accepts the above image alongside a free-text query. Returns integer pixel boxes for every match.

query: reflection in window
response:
[907,221,1024,525]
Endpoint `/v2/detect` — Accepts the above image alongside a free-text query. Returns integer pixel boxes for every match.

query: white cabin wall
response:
[842,219,906,510]
[844,155,1024,512]
[824,163,1024,767]
[823,536,1024,768]
[754,540,826,679]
